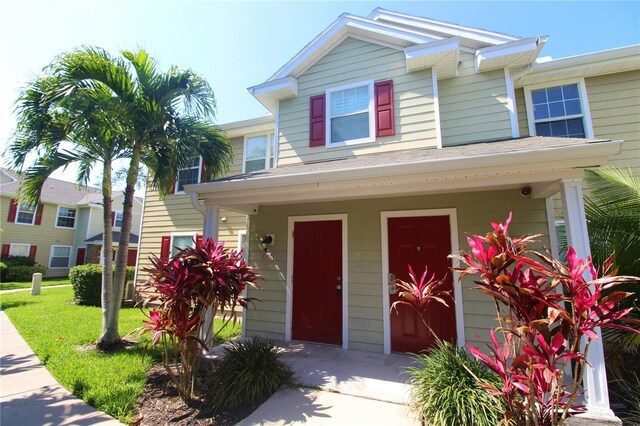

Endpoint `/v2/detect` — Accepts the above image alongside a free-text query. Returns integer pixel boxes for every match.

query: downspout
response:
[190,192,205,215]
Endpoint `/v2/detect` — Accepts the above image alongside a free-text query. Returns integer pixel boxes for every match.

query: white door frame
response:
[380,208,464,354]
[286,214,349,349]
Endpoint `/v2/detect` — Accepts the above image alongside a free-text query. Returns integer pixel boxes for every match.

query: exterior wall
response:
[244,189,550,353]
[1,195,76,277]
[439,52,512,146]
[585,70,640,174]
[136,136,248,283]
[278,37,437,166]
[515,87,529,137]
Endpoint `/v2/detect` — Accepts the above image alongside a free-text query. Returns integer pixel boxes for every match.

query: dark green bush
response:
[0,261,7,281]
[206,337,291,413]
[407,340,504,426]
[5,264,47,281]
[3,256,36,267]
[70,264,135,306]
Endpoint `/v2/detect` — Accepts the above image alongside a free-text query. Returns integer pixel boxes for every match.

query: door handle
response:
[336,284,342,296]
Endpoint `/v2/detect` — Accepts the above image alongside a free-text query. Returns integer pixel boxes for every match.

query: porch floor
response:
[210,340,420,425]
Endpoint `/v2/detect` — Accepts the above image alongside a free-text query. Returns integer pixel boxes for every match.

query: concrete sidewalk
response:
[0,309,122,426]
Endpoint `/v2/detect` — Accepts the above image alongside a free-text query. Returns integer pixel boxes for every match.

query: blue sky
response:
[1,1,639,187]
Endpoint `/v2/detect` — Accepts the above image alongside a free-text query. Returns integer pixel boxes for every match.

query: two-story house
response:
[1,168,143,277]
[136,9,639,422]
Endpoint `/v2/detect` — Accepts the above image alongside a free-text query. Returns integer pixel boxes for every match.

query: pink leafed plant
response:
[455,213,639,425]
[138,237,260,402]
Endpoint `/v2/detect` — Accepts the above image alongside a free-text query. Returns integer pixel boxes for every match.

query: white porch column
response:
[560,179,612,415]
[201,203,220,349]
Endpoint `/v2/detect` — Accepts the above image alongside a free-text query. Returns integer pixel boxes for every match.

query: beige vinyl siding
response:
[515,87,530,137]
[136,137,248,283]
[1,196,75,277]
[277,37,437,166]
[245,189,550,352]
[586,71,640,174]
[439,52,512,146]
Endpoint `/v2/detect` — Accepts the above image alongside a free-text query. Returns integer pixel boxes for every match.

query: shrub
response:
[0,261,7,281]
[70,264,135,306]
[2,256,36,267]
[206,337,291,413]
[406,340,504,426]
[139,238,260,402]
[5,265,47,281]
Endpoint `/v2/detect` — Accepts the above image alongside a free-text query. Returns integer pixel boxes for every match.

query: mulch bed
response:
[132,365,257,426]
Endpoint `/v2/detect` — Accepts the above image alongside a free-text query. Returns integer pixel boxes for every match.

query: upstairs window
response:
[243,134,274,173]
[56,207,76,228]
[327,81,375,146]
[16,202,36,225]
[175,156,201,194]
[114,211,123,228]
[527,82,593,138]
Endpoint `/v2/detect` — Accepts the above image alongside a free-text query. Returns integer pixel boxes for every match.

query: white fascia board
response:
[513,44,640,87]
[221,115,275,138]
[368,8,519,45]
[405,37,460,75]
[265,14,435,82]
[475,37,547,72]
[186,140,621,198]
[247,77,298,114]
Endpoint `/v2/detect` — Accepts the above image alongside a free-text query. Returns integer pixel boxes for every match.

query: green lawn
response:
[0,277,71,291]
[0,287,241,423]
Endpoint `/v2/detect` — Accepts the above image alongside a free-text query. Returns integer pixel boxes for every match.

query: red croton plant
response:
[138,238,260,402]
[453,213,639,425]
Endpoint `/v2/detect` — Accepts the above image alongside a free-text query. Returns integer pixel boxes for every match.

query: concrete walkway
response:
[0,309,122,426]
[0,284,72,294]
[220,341,420,425]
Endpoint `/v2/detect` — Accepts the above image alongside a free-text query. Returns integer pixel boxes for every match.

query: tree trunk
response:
[105,145,142,348]
[98,160,115,349]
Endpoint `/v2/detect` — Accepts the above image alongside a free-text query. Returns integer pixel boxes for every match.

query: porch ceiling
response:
[186,137,621,213]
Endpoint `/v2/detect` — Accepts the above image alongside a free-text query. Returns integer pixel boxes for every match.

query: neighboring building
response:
[1,168,143,277]
[137,9,639,421]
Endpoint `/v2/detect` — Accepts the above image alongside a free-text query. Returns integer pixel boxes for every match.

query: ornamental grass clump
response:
[138,238,260,402]
[454,213,640,426]
[407,340,504,426]
[206,337,292,413]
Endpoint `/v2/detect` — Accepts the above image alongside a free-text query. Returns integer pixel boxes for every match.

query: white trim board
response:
[286,214,349,350]
[380,208,464,355]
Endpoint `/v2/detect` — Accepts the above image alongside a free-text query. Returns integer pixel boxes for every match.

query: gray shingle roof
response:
[0,168,103,204]
[86,232,139,244]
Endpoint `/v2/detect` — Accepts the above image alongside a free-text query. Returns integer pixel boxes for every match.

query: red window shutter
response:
[195,234,204,247]
[1,244,9,258]
[76,248,86,266]
[7,198,18,223]
[200,159,206,183]
[34,204,44,225]
[111,212,115,226]
[309,94,326,147]
[160,235,171,260]
[375,80,395,137]
[29,245,37,260]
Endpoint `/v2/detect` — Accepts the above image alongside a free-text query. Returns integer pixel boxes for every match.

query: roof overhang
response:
[475,36,548,72]
[221,115,274,138]
[405,37,460,78]
[186,138,621,214]
[513,44,640,87]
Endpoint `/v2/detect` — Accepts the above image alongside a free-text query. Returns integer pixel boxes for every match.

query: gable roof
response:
[248,8,546,113]
[0,167,143,206]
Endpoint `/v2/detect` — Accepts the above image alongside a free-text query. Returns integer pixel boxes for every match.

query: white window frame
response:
[9,243,31,257]
[174,156,202,195]
[523,78,594,139]
[325,80,376,147]
[15,202,36,225]
[113,211,124,229]
[170,232,197,257]
[49,245,72,269]
[237,230,247,260]
[55,206,77,229]
[242,133,274,174]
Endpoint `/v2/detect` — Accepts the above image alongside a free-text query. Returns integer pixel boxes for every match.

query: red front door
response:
[292,220,342,345]
[127,249,138,267]
[388,215,456,353]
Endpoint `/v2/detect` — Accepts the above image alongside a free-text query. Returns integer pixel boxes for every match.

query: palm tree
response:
[10,47,232,350]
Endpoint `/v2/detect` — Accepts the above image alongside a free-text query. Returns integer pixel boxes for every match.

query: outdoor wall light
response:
[260,234,273,252]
